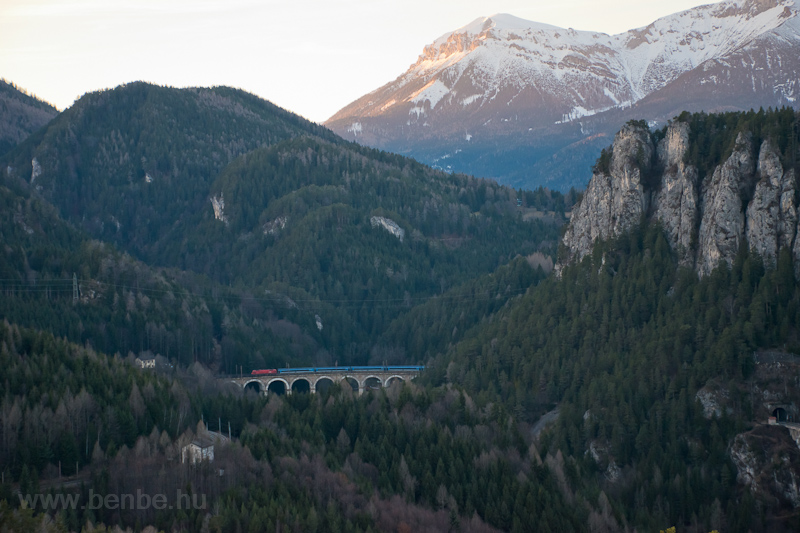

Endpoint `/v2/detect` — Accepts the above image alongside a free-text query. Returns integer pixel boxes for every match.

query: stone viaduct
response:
[226,366,423,396]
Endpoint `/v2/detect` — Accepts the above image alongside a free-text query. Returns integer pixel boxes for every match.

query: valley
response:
[1,3,800,530]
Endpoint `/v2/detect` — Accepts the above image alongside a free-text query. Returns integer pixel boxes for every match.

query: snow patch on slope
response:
[461,94,483,106]
[347,122,362,135]
[410,79,450,109]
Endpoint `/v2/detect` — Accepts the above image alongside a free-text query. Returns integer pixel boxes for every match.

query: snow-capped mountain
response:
[326,0,800,190]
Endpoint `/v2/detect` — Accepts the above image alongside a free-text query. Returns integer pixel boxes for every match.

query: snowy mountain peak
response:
[446,13,562,38]
[326,0,800,191]
[331,0,797,123]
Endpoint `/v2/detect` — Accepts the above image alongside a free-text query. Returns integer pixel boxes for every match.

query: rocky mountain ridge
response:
[557,110,800,277]
[326,0,800,190]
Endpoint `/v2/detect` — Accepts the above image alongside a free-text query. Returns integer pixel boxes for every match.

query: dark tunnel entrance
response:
[772,407,788,422]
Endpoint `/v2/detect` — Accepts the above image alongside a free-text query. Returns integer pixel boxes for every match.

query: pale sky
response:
[0,0,714,123]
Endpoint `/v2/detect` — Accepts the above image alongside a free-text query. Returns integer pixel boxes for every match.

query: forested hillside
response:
[2,82,336,259]
[150,136,560,356]
[421,110,800,532]
[3,82,799,533]
[0,83,564,369]
[0,178,336,373]
[0,324,580,533]
[0,80,57,157]
[427,225,800,530]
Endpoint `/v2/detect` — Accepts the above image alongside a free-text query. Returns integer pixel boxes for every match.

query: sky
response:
[0,0,715,123]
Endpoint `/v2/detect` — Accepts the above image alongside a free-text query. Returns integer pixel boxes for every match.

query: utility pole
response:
[73,273,78,302]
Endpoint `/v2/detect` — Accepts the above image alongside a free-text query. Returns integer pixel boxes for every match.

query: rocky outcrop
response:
[745,141,797,267]
[696,132,756,276]
[31,158,42,184]
[558,123,653,267]
[696,383,732,420]
[370,216,405,242]
[558,119,800,278]
[652,122,699,265]
[730,425,800,509]
[210,194,228,225]
[263,216,288,236]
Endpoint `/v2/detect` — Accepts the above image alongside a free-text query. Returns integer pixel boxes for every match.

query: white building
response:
[135,355,156,369]
[182,437,215,464]
[181,431,230,464]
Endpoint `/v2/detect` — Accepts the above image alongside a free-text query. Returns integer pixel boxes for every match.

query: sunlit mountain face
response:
[327,0,800,190]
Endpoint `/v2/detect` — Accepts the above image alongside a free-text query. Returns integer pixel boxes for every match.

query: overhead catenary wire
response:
[0,272,535,311]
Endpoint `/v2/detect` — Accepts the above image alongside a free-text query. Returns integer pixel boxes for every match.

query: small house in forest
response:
[181,430,229,464]
[135,354,156,369]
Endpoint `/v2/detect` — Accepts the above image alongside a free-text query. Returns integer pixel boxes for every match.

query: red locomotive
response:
[251,369,277,375]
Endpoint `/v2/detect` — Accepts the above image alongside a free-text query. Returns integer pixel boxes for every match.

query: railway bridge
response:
[226,366,423,396]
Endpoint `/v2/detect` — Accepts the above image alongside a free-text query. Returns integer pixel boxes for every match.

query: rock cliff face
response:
[729,425,800,509]
[696,132,756,276]
[558,124,653,268]
[746,142,797,267]
[652,122,699,266]
[558,118,800,277]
